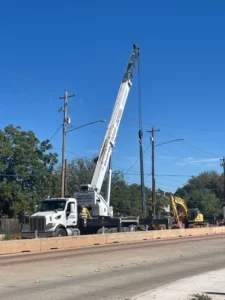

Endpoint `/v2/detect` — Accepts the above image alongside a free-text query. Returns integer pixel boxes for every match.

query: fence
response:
[0,218,20,235]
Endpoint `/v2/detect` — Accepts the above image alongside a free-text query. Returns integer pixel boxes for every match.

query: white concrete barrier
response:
[0,226,225,255]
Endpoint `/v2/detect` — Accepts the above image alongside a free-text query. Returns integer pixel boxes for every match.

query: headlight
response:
[46,223,56,230]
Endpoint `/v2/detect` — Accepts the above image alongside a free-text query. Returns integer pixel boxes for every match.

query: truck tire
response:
[109,228,118,233]
[97,227,110,234]
[129,225,137,232]
[97,228,102,234]
[122,227,129,232]
[55,228,67,237]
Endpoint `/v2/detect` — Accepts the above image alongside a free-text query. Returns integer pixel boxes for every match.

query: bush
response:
[189,294,212,300]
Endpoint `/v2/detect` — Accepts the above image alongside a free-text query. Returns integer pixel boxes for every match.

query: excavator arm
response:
[170,195,179,222]
[170,195,189,228]
[170,195,205,228]
[173,196,188,219]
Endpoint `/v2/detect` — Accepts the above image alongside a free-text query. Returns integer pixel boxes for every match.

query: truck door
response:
[66,202,77,227]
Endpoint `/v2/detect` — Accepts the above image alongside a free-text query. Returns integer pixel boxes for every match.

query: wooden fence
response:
[0,218,20,234]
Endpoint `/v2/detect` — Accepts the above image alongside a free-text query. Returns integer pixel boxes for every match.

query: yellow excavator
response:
[170,195,206,229]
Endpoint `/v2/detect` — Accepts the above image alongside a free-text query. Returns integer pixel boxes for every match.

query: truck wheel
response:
[122,227,129,232]
[97,228,109,234]
[55,228,67,237]
[110,228,118,233]
[129,225,137,232]
[97,228,103,234]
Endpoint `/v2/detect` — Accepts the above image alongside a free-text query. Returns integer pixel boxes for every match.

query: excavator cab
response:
[188,208,204,225]
[188,208,199,221]
[170,195,205,228]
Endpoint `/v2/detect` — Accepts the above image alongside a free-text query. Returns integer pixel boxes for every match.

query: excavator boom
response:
[170,195,205,228]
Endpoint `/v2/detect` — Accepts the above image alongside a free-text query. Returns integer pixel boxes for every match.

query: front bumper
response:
[21,231,55,239]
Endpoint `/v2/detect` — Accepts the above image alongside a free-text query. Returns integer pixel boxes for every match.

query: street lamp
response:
[155,138,185,147]
[61,119,106,198]
[147,127,185,224]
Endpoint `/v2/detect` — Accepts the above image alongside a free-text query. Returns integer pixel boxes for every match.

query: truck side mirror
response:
[35,205,39,213]
[70,203,75,214]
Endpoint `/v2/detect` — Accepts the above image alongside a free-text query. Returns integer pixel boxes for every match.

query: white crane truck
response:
[21,44,163,238]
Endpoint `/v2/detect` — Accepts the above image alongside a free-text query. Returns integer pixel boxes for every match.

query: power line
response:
[155,128,219,158]
[124,143,151,176]
[53,148,223,178]
[3,67,225,135]
[155,174,194,177]
[48,124,63,142]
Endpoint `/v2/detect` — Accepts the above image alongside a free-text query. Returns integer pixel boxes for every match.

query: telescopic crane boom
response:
[91,44,140,192]
[75,44,140,217]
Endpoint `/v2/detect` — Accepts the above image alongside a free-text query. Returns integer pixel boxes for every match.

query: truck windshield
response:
[40,200,66,212]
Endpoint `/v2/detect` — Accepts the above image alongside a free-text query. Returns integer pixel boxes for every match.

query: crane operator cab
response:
[79,184,94,193]
[74,184,95,215]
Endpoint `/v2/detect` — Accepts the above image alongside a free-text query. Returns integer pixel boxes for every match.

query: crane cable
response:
[138,54,143,140]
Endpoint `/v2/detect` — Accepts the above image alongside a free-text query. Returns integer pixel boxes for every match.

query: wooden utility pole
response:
[220,157,225,221]
[59,90,75,198]
[139,130,146,214]
[147,127,160,221]
[64,159,68,197]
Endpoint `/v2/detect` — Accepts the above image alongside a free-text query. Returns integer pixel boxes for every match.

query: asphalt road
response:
[0,234,225,300]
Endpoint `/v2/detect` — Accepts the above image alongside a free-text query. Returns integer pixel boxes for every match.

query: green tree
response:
[155,189,170,217]
[175,171,223,218]
[186,189,221,218]
[106,171,130,216]
[0,125,58,219]
[66,157,96,195]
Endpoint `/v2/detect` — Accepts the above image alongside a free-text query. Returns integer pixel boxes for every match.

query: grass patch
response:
[189,294,212,300]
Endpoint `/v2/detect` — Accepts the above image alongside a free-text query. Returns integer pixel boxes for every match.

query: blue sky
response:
[0,0,225,193]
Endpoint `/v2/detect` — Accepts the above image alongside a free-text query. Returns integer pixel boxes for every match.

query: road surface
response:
[0,234,225,300]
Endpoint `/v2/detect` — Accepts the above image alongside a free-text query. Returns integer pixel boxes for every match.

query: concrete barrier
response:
[40,234,107,251]
[106,227,225,244]
[0,226,225,256]
[0,239,41,255]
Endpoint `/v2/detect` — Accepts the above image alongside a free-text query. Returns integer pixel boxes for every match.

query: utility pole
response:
[59,90,75,198]
[147,127,160,222]
[64,159,68,197]
[139,130,146,214]
[220,157,225,222]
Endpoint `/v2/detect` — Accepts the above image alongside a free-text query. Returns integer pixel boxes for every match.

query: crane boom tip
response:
[133,44,140,54]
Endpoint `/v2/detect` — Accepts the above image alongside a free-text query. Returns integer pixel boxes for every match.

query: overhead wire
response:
[2,67,225,134]
[156,127,219,158]
[123,143,151,176]
[48,124,63,142]
[2,67,222,190]
[1,65,224,196]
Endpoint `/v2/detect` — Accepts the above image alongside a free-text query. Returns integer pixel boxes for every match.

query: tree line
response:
[0,125,223,220]
[175,171,224,218]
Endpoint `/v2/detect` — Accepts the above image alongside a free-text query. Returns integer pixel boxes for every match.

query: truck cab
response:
[21,198,80,238]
